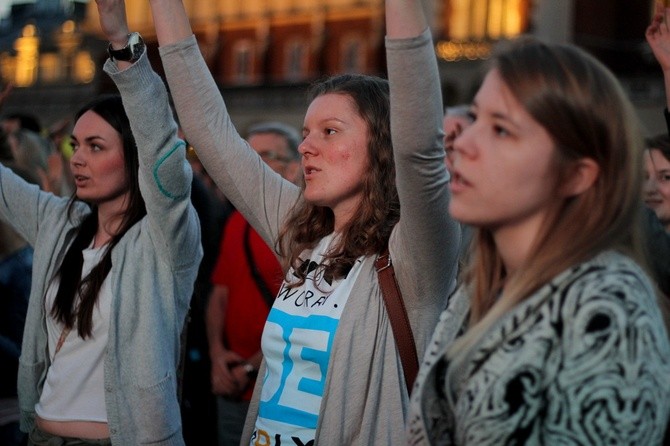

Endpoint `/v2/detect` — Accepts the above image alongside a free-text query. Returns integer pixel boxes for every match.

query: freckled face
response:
[449,69,559,240]
[299,93,370,229]
[69,110,130,212]
[643,148,670,231]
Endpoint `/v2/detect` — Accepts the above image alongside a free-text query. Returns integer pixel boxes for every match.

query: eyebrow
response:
[472,99,522,132]
[70,135,106,144]
[303,117,348,131]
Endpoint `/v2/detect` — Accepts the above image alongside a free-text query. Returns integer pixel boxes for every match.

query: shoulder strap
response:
[375,248,419,393]
[243,222,276,308]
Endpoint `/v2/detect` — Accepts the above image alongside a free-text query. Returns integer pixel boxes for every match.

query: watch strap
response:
[107,32,144,63]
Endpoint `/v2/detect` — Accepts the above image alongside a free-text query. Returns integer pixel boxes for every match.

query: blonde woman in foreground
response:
[407,37,670,445]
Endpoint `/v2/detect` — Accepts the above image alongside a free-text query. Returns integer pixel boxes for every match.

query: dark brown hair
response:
[51,95,146,338]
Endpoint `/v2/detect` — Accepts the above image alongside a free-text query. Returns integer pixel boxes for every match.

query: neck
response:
[490,208,552,276]
[94,202,127,248]
[492,224,542,277]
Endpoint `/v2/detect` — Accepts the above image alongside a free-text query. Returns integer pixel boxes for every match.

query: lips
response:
[303,164,321,180]
[644,199,663,208]
[449,169,471,193]
[73,174,89,186]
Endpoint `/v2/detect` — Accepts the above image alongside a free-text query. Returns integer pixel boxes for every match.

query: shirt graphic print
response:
[251,234,364,446]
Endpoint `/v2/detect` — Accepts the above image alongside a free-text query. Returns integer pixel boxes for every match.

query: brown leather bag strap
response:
[375,248,419,393]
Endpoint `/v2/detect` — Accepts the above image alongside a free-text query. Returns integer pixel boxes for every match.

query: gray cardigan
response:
[159,29,461,444]
[11,51,202,445]
[407,250,670,445]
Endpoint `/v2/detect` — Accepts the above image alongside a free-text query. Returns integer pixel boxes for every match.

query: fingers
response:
[211,366,245,397]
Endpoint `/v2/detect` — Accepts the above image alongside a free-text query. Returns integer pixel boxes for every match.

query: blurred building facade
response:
[0,0,664,136]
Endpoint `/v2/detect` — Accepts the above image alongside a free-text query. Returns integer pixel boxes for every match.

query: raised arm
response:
[95,0,200,270]
[385,0,427,39]
[646,2,670,119]
[148,0,193,46]
[385,0,461,305]
[143,0,300,246]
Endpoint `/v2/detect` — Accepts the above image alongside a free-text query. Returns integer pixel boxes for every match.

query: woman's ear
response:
[561,157,599,197]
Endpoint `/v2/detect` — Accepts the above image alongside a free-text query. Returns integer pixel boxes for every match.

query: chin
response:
[449,203,473,224]
[449,208,490,229]
[303,191,325,207]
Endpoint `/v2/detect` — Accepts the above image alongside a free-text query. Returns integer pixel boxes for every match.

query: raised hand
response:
[647,1,670,73]
[94,0,130,47]
[647,2,670,111]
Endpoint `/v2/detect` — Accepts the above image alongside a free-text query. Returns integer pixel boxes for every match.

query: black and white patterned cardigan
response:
[406,250,670,445]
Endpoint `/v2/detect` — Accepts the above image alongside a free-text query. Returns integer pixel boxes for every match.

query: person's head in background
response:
[643,134,670,232]
[443,104,472,171]
[246,121,301,184]
[1,112,41,135]
[443,105,475,262]
[450,36,644,324]
[6,129,52,185]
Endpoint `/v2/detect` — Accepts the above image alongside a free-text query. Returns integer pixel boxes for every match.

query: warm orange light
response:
[442,0,528,61]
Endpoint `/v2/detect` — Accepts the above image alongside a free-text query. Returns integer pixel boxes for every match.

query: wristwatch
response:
[107,32,145,63]
[242,362,258,378]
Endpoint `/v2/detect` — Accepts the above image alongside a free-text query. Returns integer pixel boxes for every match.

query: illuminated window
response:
[285,39,309,81]
[341,36,365,73]
[232,41,255,84]
[73,51,95,84]
[0,54,16,83]
[14,24,40,87]
[439,0,530,61]
[39,53,61,83]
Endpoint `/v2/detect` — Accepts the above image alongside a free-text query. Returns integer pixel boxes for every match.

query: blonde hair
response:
[452,37,647,353]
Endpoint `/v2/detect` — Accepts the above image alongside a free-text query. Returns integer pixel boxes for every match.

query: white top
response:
[252,233,364,445]
[35,243,112,422]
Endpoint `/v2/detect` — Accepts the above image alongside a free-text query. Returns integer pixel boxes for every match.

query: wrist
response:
[240,362,258,378]
[107,32,145,63]
[108,32,131,50]
[209,343,227,358]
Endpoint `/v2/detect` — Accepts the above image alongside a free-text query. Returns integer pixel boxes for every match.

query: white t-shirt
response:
[251,234,365,445]
[35,243,112,422]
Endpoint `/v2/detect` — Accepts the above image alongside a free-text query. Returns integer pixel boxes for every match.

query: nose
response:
[451,123,477,160]
[298,136,316,158]
[70,149,85,168]
[643,175,657,196]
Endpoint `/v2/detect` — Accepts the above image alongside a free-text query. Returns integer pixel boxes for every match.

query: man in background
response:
[206,121,300,446]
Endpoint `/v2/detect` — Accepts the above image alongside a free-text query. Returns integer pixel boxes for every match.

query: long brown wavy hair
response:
[276,74,400,286]
[457,37,647,343]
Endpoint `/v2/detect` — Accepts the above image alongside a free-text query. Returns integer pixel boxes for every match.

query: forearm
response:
[148,0,193,46]
[386,29,458,281]
[385,0,427,39]
[206,285,228,355]
[158,38,300,240]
